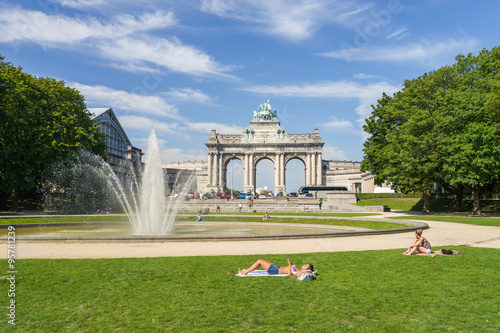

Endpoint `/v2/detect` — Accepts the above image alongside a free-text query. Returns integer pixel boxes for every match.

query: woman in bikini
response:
[234,258,314,278]
[402,229,432,255]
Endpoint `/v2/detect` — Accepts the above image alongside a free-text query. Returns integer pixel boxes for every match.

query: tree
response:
[362,46,500,214]
[0,57,106,211]
[362,67,455,213]
[439,48,500,214]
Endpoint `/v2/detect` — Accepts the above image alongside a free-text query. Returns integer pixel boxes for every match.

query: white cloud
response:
[160,147,207,163]
[96,35,235,78]
[71,82,181,119]
[319,38,479,64]
[323,116,354,131]
[0,7,176,44]
[201,0,372,41]
[183,122,244,134]
[0,5,234,78]
[241,80,400,122]
[353,73,387,80]
[322,145,347,160]
[163,88,214,104]
[119,116,184,136]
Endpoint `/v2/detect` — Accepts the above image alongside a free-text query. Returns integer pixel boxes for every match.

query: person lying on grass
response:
[402,229,432,255]
[231,258,314,278]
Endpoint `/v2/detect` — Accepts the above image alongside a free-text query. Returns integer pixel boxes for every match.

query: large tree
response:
[362,46,500,214]
[0,57,106,211]
[439,48,500,214]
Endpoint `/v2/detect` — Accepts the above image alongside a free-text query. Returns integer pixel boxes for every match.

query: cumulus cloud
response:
[183,122,244,134]
[241,80,400,123]
[71,82,181,119]
[319,38,479,65]
[323,116,354,131]
[322,145,347,160]
[0,5,233,78]
[201,0,373,41]
[163,88,214,103]
[0,7,176,44]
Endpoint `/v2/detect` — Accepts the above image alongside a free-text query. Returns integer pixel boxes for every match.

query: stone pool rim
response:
[0,219,428,243]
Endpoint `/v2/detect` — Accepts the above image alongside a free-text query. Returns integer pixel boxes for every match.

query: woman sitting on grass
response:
[233,258,314,278]
[402,229,432,255]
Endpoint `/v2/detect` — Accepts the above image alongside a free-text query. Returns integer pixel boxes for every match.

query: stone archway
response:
[205,101,324,194]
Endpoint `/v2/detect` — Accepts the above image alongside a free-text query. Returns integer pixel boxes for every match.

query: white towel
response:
[236,270,289,277]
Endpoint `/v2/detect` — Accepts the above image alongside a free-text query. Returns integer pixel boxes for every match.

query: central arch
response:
[255,156,275,193]
[205,104,324,195]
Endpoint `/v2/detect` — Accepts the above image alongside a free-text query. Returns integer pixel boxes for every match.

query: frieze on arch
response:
[205,101,324,194]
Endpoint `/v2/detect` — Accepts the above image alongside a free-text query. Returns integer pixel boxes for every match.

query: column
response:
[207,153,212,186]
[280,154,285,188]
[244,154,248,190]
[218,154,223,190]
[316,153,322,186]
[249,154,254,191]
[306,154,311,185]
[212,152,218,188]
[311,153,316,185]
[275,153,280,191]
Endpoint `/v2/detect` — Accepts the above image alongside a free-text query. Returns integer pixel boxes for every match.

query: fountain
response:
[43,130,194,235]
[110,130,194,235]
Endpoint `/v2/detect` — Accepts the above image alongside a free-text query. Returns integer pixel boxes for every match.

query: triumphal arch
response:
[205,100,324,194]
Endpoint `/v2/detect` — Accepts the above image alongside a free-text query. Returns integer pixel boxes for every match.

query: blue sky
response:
[1,0,499,192]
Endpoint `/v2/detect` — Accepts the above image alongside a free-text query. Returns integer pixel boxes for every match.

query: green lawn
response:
[0,215,128,225]
[0,214,406,230]
[356,197,422,211]
[389,215,500,227]
[179,212,381,217]
[176,216,405,230]
[2,247,498,332]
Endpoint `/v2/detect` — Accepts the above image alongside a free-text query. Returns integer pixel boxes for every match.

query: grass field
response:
[1,247,498,332]
[389,215,500,227]
[0,214,406,230]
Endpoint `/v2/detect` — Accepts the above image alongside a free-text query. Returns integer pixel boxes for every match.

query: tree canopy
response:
[0,56,106,211]
[361,46,500,214]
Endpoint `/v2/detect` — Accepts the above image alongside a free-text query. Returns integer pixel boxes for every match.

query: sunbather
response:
[234,258,314,278]
[402,229,432,255]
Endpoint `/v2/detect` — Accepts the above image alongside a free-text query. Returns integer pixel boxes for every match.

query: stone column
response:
[316,153,322,186]
[212,152,218,188]
[244,154,248,190]
[311,153,316,185]
[275,153,280,191]
[218,154,223,191]
[306,154,311,185]
[280,154,285,189]
[207,153,212,186]
[249,154,254,192]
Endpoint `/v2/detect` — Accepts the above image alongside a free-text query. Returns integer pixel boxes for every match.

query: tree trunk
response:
[453,183,464,211]
[423,189,432,214]
[10,189,19,212]
[472,184,481,215]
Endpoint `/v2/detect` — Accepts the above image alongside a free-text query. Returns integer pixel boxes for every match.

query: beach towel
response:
[235,270,289,277]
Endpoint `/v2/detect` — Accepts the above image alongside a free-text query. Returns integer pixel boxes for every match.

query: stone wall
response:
[175,198,388,213]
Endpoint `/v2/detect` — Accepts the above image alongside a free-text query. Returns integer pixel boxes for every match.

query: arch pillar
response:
[207,152,213,186]
[316,153,322,185]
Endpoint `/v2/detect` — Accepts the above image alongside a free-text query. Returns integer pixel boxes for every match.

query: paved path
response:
[3,213,500,259]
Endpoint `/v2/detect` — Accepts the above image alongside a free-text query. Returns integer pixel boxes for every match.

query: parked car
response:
[246,194,255,200]
[202,193,214,200]
[304,193,314,198]
[238,193,247,199]
[288,192,298,198]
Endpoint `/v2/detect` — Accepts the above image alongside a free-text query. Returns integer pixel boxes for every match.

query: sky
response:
[1,0,499,192]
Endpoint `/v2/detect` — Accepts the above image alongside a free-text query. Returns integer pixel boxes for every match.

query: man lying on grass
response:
[230,258,314,279]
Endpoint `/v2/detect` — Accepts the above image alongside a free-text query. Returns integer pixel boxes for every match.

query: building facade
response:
[162,101,392,194]
[90,108,143,181]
